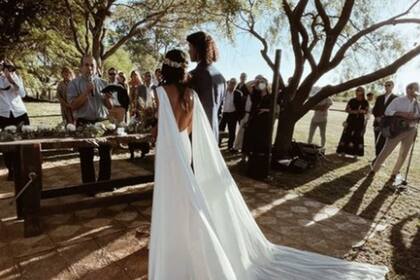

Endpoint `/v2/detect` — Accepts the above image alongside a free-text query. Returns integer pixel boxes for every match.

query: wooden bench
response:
[0,134,154,237]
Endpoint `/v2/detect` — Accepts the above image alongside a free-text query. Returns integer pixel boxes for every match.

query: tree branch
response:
[330,18,420,69]
[299,44,420,117]
[314,0,331,31]
[64,0,84,55]
[102,10,167,60]
[234,10,286,89]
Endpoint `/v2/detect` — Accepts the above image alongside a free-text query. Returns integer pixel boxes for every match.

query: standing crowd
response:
[1,31,419,189]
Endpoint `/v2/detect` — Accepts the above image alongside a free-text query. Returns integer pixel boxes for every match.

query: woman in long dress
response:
[242,77,272,157]
[56,67,75,124]
[336,87,369,157]
[149,50,388,279]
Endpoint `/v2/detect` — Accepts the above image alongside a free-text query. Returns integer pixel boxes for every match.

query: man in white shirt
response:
[219,78,242,151]
[137,71,155,110]
[370,82,419,184]
[308,97,333,148]
[0,60,29,180]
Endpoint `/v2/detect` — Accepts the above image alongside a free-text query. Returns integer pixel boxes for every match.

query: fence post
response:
[266,49,282,174]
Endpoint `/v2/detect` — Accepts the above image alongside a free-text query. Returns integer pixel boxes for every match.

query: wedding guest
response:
[219,78,242,152]
[0,59,29,180]
[308,96,333,148]
[364,92,374,134]
[242,77,272,158]
[128,70,143,117]
[237,72,250,98]
[137,71,155,110]
[153,68,162,86]
[187,31,226,140]
[234,75,264,153]
[56,66,75,124]
[372,81,397,156]
[369,82,419,186]
[117,71,128,89]
[107,67,118,84]
[106,68,127,124]
[111,71,130,123]
[67,54,113,185]
[336,87,369,158]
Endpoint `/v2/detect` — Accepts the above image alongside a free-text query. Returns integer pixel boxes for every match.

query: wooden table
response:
[0,134,154,237]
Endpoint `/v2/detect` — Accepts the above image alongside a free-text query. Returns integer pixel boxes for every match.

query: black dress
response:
[336,98,369,156]
[243,91,272,155]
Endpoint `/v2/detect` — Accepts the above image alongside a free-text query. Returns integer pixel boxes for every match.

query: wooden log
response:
[41,174,154,199]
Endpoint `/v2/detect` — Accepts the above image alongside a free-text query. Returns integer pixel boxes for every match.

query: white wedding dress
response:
[148,87,388,280]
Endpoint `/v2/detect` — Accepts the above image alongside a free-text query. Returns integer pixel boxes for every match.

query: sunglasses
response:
[385,84,392,87]
[108,72,116,76]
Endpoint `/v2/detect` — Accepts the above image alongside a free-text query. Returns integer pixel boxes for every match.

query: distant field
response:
[25,102,62,126]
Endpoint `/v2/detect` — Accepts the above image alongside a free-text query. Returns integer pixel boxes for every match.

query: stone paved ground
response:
[0,151,388,279]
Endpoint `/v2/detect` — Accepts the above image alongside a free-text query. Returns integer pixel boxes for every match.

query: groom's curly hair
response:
[187,31,218,65]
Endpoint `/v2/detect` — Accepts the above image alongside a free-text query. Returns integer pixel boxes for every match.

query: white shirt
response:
[222,90,235,113]
[386,95,420,127]
[311,97,333,123]
[385,95,420,116]
[0,72,27,118]
[384,93,393,105]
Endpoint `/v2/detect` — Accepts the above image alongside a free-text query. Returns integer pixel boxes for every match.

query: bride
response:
[148,49,388,280]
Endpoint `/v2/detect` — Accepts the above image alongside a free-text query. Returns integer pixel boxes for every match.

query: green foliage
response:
[0,0,55,57]
[103,48,135,77]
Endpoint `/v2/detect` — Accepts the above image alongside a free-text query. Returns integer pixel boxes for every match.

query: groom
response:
[187,31,226,141]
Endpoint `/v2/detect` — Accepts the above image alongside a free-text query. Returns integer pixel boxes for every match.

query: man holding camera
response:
[67,54,113,185]
[370,82,419,186]
[0,60,29,180]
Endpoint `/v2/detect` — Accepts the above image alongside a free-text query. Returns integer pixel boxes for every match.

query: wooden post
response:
[267,49,282,171]
[15,144,43,237]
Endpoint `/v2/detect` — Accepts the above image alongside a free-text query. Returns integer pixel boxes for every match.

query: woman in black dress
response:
[243,77,272,157]
[336,87,369,158]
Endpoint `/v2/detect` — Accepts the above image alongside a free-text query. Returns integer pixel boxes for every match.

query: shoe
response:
[385,175,396,186]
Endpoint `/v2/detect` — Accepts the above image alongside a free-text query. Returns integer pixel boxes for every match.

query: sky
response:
[211,32,420,94]
[195,1,420,95]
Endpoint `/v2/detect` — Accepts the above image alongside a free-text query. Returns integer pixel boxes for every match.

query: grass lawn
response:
[26,101,419,279]
[25,101,62,126]
[283,104,419,280]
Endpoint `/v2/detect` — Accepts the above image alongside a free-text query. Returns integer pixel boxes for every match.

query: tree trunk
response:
[272,108,297,159]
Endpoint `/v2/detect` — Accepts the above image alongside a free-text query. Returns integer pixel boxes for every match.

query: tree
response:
[227,0,420,158]
[62,0,218,70]
[0,0,54,58]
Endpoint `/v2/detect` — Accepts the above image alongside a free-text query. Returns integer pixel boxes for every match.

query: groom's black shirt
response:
[189,62,226,139]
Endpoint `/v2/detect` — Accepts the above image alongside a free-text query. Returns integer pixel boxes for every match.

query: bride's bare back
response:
[162,84,194,133]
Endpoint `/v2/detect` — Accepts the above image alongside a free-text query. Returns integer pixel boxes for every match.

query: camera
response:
[0,62,16,72]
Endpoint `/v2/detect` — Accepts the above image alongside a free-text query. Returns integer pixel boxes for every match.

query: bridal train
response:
[148,86,388,280]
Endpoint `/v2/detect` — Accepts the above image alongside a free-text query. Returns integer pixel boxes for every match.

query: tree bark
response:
[273,107,297,159]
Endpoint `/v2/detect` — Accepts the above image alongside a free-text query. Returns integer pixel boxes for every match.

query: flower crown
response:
[162,58,188,69]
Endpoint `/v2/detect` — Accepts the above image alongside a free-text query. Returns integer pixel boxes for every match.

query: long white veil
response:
[148,87,388,280]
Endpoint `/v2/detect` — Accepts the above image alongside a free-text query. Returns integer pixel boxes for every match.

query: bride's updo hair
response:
[161,49,191,111]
